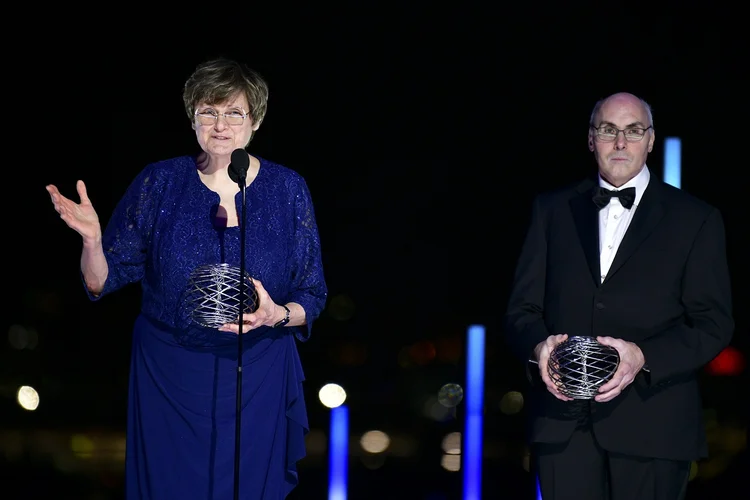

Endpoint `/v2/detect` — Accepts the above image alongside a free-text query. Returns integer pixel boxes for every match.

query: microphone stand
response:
[231,167,247,500]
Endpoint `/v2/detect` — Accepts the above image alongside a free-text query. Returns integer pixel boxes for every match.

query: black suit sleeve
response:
[636,208,734,386]
[504,195,552,363]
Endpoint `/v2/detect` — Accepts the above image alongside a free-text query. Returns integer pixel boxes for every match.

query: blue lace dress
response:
[88,155,327,499]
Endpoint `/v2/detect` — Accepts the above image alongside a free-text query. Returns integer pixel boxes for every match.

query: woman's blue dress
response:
[87,155,328,499]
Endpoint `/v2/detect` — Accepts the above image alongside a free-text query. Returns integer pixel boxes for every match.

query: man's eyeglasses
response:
[194,108,249,126]
[591,124,653,142]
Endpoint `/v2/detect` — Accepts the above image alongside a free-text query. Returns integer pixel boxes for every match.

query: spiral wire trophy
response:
[183,263,259,328]
[548,336,620,399]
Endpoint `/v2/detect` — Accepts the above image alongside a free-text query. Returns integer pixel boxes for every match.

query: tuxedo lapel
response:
[604,181,665,283]
[569,180,601,287]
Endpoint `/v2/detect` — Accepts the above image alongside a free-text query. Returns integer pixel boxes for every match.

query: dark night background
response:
[3,5,747,499]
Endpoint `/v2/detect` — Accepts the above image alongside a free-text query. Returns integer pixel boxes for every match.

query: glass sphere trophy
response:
[181,263,259,328]
[548,336,620,399]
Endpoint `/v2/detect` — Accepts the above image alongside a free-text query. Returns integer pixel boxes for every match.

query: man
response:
[504,92,734,499]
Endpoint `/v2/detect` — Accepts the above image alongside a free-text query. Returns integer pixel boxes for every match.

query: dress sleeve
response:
[85,164,162,301]
[285,175,328,341]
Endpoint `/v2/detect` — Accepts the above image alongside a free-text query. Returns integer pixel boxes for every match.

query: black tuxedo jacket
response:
[504,176,734,461]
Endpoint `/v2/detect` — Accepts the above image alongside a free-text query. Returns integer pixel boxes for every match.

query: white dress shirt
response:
[598,165,651,283]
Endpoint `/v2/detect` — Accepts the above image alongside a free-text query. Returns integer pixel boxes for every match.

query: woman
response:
[46,57,328,499]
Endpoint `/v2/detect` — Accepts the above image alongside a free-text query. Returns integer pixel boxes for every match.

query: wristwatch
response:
[274,304,290,328]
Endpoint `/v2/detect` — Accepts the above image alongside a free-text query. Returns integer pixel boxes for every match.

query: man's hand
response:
[594,336,646,402]
[534,334,574,401]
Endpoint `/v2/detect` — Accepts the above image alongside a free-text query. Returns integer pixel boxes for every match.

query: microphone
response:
[229,147,250,500]
[229,148,249,185]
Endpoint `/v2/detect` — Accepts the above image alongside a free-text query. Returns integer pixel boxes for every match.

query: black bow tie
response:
[592,186,636,209]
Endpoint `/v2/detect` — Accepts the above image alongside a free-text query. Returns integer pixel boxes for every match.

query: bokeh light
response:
[360,430,390,454]
[499,391,524,415]
[327,294,356,321]
[8,324,39,350]
[441,432,461,455]
[17,385,40,411]
[319,383,347,408]
[437,383,464,407]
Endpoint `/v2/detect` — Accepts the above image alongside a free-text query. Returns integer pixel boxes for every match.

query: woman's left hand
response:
[218,278,282,334]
